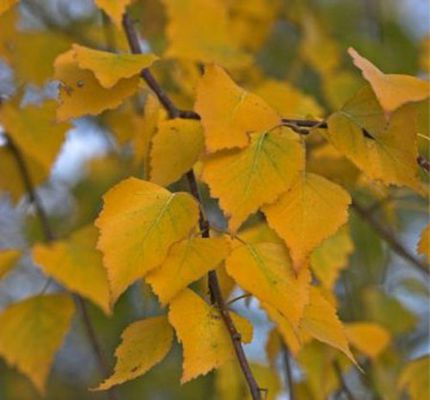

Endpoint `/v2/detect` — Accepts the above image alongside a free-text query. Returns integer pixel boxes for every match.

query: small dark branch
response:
[122,14,180,119]
[351,200,428,275]
[333,360,356,400]
[417,155,430,173]
[281,118,327,129]
[281,343,295,400]
[186,171,262,400]
[6,135,118,400]
[178,109,200,120]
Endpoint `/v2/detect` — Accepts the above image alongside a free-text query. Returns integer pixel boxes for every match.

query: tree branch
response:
[121,14,262,400]
[351,200,428,275]
[5,135,119,400]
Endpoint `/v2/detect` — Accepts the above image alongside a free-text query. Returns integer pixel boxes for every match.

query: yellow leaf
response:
[168,288,252,383]
[326,86,422,191]
[95,177,199,303]
[195,64,280,152]
[345,322,390,359]
[263,173,351,271]
[0,6,16,63]
[398,356,430,400]
[94,0,132,27]
[1,100,70,172]
[254,79,323,119]
[54,50,140,121]
[0,0,17,16]
[0,249,20,279]
[146,236,230,305]
[301,287,355,363]
[310,226,354,289]
[225,242,310,328]
[417,223,430,262]
[33,225,111,315]
[161,0,249,68]
[348,47,430,113]
[0,294,75,393]
[202,128,304,231]
[0,146,47,202]
[150,119,204,186]
[95,316,174,390]
[73,44,158,88]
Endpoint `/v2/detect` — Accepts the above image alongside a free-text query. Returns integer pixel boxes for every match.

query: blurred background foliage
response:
[0,0,429,399]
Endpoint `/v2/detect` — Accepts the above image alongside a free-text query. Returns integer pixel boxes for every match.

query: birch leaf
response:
[95,177,199,303]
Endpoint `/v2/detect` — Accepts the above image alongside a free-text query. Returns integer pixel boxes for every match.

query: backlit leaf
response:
[0,294,75,393]
[146,236,230,305]
[54,50,140,121]
[225,242,310,328]
[168,288,252,383]
[96,316,174,390]
[263,173,351,270]
[202,128,304,231]
[326,86,422,191]
[95,177,199,303]
[348,47,430,113]
[0,249,20,279]
[195,64,280,152]
[33,225,111,314]
[73,44,158,88]
[150,119,204,186]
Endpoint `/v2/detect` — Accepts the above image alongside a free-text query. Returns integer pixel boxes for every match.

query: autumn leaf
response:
[0,249,20,279]
[54,49,140,121]
[161,0,249,67]
[95,177,199,303]
[0,294,75,393]
[33,225,111,315]
[94,0,132,27]
[0,0,17,16]
[225,242,310,328]
[326,85,422,191]
[150,119,204,186]
[417,223,429,262]
[195,64,280,152]
[95,316,174,390]
[348,47,430,113]
[72,44,158,88]
[146,236,230,305]
[263,173,351,270]
[345,322,390,359]
[168,289,252,383]
[202,128,304,231]
[398,356,430,400]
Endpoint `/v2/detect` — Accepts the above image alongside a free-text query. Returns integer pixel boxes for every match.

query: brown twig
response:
[351,200,428,275]
[281,343,295,400]
[121,14,262,400]
[5,135,119,400]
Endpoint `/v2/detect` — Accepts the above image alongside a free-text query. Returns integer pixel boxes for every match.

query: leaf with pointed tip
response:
[168,289,252,383]
[202,128,304,232]
[33,225,111,314]
[73,44,158,88]
[348,47,430,113]
[0,294,75,393]
[146,236,230,305]
[0,249,20,279]
[195,64,280,152]
[150,119,204,186]
[326,86,422,191]
[95,177,199,303]
[54,50,140,121]
[225,242,310,328]
[95,316,174,390]
[263,173,351,271]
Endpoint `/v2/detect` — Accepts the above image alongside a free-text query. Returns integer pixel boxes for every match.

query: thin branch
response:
[351,200,428,275]
[333,360,356,400]
[5,135,119,400]
[121,13,262,400]
[281,343,295,400]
